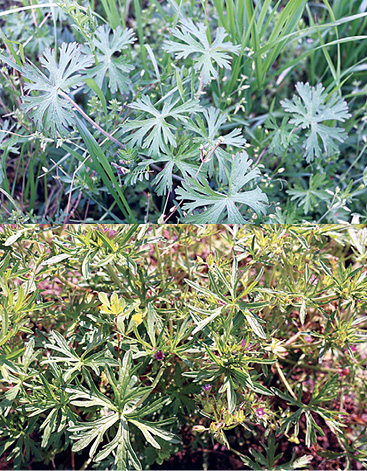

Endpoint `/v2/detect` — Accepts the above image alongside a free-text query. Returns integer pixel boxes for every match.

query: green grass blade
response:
[100,0,121,28]
[133,0,147,71]
[84,78,109,130]
[255,11,367,59]
[75,116,136,222]
[267,35,367,84]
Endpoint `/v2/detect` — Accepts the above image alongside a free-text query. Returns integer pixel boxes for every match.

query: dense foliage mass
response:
[0,1,366,223]
[0,224,366,470]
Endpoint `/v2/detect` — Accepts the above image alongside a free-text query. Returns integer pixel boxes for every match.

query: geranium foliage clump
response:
[0,224,366,470]
[0,0,366,223]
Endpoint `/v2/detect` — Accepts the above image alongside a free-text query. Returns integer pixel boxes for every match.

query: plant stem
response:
[56,273,87,291]
[195,76,204,99]
[58,90,125,148]
[184,244,191,280]
[283,358,340,373]
[276,361,297,400]
[284,340,324,349]
[80,457,92,471]
[153,226,165,289]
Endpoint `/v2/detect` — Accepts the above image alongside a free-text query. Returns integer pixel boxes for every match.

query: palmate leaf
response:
[176,152,268,223]
[272,374,343,447]
[88,25,135,95]
[239,434,313,470]
[41,330,118,381]
[281,82,351,162]
[265,115,299,157]
[287,173,330,214]
[65,353,177,470]
[190,306,224,335]
[123,96,202,155]
[4,12,53,55]
[94,417,140,469]
[149,142,202,195]
[0,415,42,469]
[68,413,120,455]
[24,365,78,449]
[163,19,240,84]
[128,418,179,449]
[21,42,94,137]
[187,107,247,181]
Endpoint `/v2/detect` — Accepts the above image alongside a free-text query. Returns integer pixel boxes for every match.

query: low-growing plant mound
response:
[0,224,366,470]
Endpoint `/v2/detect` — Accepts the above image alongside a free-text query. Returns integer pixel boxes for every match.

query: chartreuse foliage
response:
[1,224,367,470]
[0,0,367,222]
[65,354,179,468]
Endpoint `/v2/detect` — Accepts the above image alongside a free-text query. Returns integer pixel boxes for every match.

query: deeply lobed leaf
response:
[21,42,94,136]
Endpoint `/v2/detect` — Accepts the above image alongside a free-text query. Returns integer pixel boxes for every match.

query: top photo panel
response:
[0,0,366,224]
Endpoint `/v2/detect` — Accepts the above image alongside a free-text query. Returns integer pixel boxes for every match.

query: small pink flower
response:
[202,384,212,393]
[241,339,251,350]
[338,368,349,378]
[154,350,164,360]
[304,336,313,343]
[350,345,357,352]
[255,407,266,419]
[108,230,117,238]
[98,226,117,239]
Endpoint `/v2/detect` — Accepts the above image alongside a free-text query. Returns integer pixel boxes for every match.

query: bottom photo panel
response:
[0,224,366,471]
